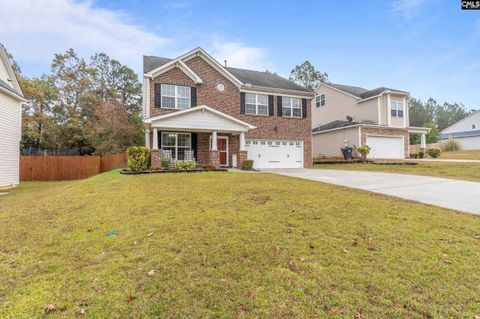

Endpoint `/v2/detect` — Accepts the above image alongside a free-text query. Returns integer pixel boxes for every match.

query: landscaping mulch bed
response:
[120,168,228,175]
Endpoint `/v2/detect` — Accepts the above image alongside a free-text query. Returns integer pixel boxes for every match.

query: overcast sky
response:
[0,0,479,109]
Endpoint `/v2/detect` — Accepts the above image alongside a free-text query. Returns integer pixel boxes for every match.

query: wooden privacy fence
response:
[20,152,127,181]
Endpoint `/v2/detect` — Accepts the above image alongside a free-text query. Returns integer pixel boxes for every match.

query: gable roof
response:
[225,67,310,92]
[440,110,480,134]
[0,44,24,100]
[143,48,310,93]
[145,105,256,132]
[312,120,360,133]
[326,83,368,98]
[319,82,408,100]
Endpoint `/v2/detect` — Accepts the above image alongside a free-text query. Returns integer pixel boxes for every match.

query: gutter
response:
[0,85,26,102]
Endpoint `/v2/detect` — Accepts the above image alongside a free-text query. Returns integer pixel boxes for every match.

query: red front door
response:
[218,138,228,166]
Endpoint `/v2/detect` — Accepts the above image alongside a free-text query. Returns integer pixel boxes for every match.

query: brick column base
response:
[209,150,220,168]
[237,151,247,169]
[151,149,161,169]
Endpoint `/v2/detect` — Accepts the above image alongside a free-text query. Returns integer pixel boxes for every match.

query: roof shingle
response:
[143,55,310,93]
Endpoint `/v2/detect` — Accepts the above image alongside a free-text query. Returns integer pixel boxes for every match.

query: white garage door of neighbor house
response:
[245,139,303,168]
[366,136,404,159]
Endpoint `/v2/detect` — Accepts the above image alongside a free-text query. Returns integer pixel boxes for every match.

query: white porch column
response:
[145,129,150,148]
[211,131,218,150]
[420,133,426,149]
[152,128,159,150]
[239,132,246,151]
[387,93,392,126]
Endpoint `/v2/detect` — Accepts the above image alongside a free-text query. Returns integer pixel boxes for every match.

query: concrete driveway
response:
[264,168,480,215]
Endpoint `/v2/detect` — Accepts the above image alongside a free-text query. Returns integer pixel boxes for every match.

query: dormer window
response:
[473,124,476,129]
[390,101,404,117]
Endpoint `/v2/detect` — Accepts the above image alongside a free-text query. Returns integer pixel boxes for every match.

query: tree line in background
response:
[289,61,476,144]
[9,49,144,156]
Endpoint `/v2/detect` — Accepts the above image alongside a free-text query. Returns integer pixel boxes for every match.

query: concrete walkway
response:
[264,168,480,215]
[408,158,480,163]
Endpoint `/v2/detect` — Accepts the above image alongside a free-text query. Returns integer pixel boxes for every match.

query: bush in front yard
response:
[410,153,419,159]
[161,158,171,170]
[241,160,254,170]
[354,144,371,161]
[441,138,460,152]
[127,146,150,171]
[175,161,196,170]
[427,148,442,158]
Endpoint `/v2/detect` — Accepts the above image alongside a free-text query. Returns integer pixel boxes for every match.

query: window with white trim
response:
[245,93,268,116]
[161,132,191,161]
[390,101,404,117]
[282,97,302,118]
[161,84,190,109]
[316,94,326,107]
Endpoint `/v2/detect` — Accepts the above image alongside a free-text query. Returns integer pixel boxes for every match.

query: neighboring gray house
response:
[0,44,24,188]
[440,111,480,150]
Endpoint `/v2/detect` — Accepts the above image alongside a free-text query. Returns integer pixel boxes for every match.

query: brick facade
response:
[148,56,312,168]
[360,127,410,158]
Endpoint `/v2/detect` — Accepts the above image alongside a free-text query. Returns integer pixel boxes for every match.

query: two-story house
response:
[311,83,429,159]
[142,47,313,169]
[0,44,24,188]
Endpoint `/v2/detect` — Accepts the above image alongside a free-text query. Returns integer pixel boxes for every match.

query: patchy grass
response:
[1,171,480,318]
[315,161,480,183]
[441,150,480,160]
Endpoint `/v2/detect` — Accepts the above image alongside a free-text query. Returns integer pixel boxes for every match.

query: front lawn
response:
[315,161,480,183]
[1,171,480,318]
[441,150,480,160]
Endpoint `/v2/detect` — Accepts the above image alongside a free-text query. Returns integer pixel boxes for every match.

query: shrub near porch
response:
[1,171,480,317]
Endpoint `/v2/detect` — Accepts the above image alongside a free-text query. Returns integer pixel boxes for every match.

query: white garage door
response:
[366,136,404,159]
[245,139,304,168]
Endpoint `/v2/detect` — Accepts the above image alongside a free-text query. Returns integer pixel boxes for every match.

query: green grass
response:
[315,161,480,183]
[441,150,480,160]
[1,171,480,318]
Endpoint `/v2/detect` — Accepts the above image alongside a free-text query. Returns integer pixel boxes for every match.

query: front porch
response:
[144,105,255,169]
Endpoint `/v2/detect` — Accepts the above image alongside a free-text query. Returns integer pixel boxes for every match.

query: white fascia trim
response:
[240,87,313,98]
[0,45,23,97]
[408,126,431,134]
[312,124,361,135]
[316,83,361,100]
[146,59,203,84]
[0,85,26,102]
[180,47,243,87]
[312,123,409,135]
[377,96,381,124]
[144,105,256,130]
[357,90,408,103]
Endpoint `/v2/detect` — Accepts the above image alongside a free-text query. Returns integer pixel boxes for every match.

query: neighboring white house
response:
[440,111,480,150]
[0,44,25,188]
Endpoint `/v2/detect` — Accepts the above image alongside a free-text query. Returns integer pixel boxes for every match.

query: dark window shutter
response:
[191,87,197,107]
[240,92,246,114]
[302,98,307,118]
[277,96,283,117]
[191,133,197,159]
[154,83,162,107]
[268,95,274,116]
